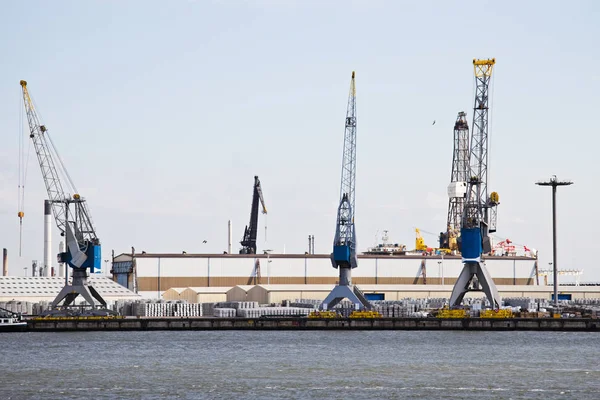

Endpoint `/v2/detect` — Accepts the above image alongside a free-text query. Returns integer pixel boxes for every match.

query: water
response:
[1,331,600,399]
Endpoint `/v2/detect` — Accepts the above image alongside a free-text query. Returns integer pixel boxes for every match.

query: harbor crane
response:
[441,111,470,251]
[239,176,267,254]
[20,80,110,314]
[321,71,371,311]
[449,59,501,309]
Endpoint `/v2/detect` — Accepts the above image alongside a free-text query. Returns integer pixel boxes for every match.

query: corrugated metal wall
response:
[135,255,537,292]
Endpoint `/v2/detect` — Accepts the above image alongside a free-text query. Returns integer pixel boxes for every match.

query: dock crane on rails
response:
[449,59,501,309]
[20,80,112,315]
[321,71,371,311]
[239,176,267,254]
[441,112,470,252]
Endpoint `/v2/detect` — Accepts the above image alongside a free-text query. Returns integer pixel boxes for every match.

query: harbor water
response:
[1,331,599,399]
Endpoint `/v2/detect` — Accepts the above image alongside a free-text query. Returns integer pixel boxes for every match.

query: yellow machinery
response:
[436,307,468,318]
[308,311,339,319]
[416,228,452,254]
[349,310,382,319]
[447,227,459,251]
[415,228,428,251]
[480,309,513,318]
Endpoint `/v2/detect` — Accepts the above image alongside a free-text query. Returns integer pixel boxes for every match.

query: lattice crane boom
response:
[20,80,99,272]
[450,59,501,309]
[444,111,470,250]
[333,71,357,254]
[321,71,371,311]
[464,59,499,236]
[20,80,69,234]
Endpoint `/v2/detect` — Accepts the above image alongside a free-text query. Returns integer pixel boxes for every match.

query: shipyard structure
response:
[111,252,539,299]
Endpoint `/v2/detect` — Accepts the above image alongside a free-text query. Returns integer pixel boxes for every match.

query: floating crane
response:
[449,59,501,309]
[321,71,371,311]
[20,80,110,313]
[239,176,267,254]
[442,112,470,251]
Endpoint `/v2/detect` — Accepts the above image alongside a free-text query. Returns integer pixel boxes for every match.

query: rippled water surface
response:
[1,331,599,399]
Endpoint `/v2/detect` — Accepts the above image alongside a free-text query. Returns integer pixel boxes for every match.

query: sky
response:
[0,0,598,281]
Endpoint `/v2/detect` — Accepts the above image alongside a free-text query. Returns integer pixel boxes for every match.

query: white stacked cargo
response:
[536,298,552,309]
[145,301,178,317]
[410,311,430,318]
[291,299,320,309]
[213,308,236,317]
[235,306,311,318]
[144,302,155,317]
[235,302,259,317]
[236,308,261,318]
[504,297,538,312]
[173,303,202,317]
[132,301,147,316]
[202,302,216,316]
[471,301,482,317]
[370,299,429,318]
[0,301,29,314]
[32,301,51,316]
[428,298,449,309]
[211,301,258,310]
[572,298,600,313]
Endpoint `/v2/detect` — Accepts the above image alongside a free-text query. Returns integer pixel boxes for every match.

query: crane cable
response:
[17,92,32,257]
[264,213,268,243]
[18,92,23,256]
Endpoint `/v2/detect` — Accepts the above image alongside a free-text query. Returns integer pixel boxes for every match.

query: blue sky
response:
[0,0,598,280]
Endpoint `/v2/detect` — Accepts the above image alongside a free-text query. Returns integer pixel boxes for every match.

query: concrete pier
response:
[25,317,600,332]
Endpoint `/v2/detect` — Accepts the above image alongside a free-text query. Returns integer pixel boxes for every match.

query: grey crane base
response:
[50,268,108,310]
[449,261,500,309]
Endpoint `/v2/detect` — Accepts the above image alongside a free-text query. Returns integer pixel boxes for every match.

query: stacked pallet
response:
[236,307,311,318]
[213,308,236,317]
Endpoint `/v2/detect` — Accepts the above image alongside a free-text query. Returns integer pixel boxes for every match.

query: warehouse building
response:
[226,285,254,302]
[161,287,186,301]
[156,283,600,305]
[115,252,540,298]
[243,284,600,305]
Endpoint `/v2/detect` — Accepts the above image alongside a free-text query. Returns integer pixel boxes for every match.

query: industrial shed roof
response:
[0,276,140,301]
[251,284,335,292]
[231,285,254,292]
[163,287,187,294]
[182,286,232,294]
